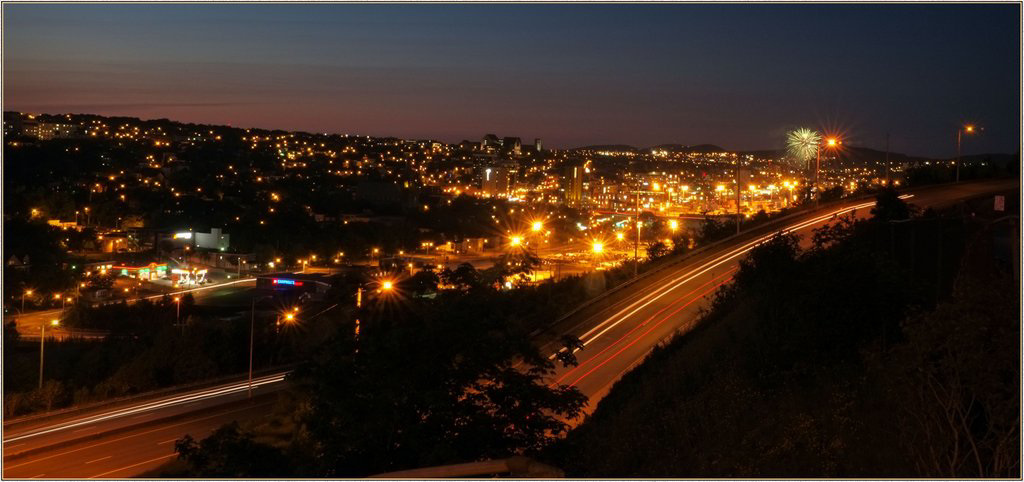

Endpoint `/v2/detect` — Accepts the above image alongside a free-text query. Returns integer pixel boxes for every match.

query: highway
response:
[11,278,257,339]
[2,373,287,478]
[543,179,1019,407]
[2,180,1016,478]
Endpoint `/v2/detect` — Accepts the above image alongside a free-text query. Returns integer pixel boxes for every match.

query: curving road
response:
[543,179,1019,407]
[2,179,1017,478]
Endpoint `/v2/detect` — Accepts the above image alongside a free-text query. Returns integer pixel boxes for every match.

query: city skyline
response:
[4,3,1020,157]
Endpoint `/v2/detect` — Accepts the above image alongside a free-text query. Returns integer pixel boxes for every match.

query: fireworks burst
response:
[786,128,821,167]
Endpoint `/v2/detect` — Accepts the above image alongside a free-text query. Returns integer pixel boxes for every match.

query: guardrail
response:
[2,364,295,430]
[544,180,979,332]
[546,193,871,330]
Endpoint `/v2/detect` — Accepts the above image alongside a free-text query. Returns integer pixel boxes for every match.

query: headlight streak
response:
[4,372,288,444]
[548,195,913,361]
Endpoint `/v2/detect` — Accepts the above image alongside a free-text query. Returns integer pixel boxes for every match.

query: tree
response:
[646,241,669,260]
[176,422,294,477]
[440,263,482,291]
[871,188,915,223]
[285,288,587,476]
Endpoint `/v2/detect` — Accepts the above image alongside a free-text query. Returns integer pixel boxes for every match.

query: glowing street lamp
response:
[956,124,980,183]
[381,280,394,291]
[509,236,523,247]
[21,289,33,312]
[668,219,679,232]
[815,137,842,207]
[531,221,543,232]
[591,242,604,254]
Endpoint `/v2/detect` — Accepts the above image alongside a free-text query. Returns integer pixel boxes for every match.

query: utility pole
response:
[815,144,821,208]
[248,296,255,399]
[39,323,46,389]
[355,285,362,339]
[735,159,741,235]
[634,191,640,277]
[955,128,962,183]
[884,132,891,186]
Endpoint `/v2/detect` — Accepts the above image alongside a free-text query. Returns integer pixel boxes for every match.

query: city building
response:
[22,119,83,140]
[481,166,510,197]
[563,164,585,208]
[195,228,230,251]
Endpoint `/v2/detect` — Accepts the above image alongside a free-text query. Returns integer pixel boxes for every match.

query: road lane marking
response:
[89,453,176,479]
[85,455,112,464]
[157,438,178,445]
[4,373,286,444]
[569,277,733,388]
[4,402,272,471]
[550,198,896,361]
[552,268,737,387]
[30,473,46,478]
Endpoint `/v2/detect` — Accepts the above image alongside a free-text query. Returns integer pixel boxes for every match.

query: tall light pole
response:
[249,296,257,398]
[22,289,33,313]
[39,319,59,389]
[634,191,641,276]
[815,137,840,207]
[884,132,891,186]
[355,284,363,339]
[735,158,742,234]
[956,125,977,183]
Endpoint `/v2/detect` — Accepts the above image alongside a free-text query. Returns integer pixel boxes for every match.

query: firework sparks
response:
[786,128,821,168]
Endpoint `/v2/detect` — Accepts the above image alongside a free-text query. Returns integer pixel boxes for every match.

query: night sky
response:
[4,3,1019,157]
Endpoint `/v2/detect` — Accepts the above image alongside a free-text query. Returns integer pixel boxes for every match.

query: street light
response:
[668,219,679,232]
[173,296,181,326]
[815,137,842,207]
[531,221,543,232]
[381,280,394,291]
[956,124,979,183]
[509,235,523,247]
[40,319,59,388]
[591,241,604,254]
[22,289,33,313]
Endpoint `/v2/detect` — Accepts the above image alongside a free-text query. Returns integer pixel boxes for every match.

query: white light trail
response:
[3,372,288,444]
[550,196,913,359]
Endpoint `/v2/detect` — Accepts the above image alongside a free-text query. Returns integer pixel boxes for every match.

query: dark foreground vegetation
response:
[548,190,1020,477]
[160,263,590,478]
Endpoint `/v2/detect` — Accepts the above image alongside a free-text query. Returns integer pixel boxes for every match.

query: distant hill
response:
[650,144,726,153]
[572,144,639,152]
[738,146,934,164]
[572,144,726,153]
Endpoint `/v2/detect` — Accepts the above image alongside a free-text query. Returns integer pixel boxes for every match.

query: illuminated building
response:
[563,164,585,208]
